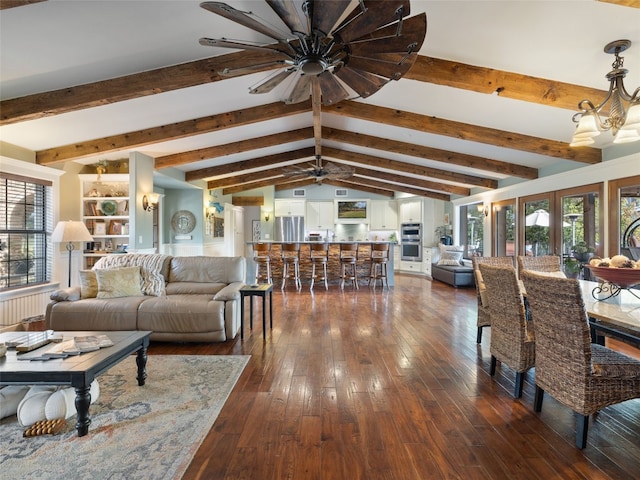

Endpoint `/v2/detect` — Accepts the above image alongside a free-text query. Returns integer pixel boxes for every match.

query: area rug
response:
[0,354,249,479]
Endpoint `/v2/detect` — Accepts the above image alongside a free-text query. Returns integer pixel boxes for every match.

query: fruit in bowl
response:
[586,255,640,288]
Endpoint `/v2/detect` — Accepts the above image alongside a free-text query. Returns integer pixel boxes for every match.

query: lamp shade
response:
[620,103,640,131]
[613,128,640,144]
[51,221,94,243]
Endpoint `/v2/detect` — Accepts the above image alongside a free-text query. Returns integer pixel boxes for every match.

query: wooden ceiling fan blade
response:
[352,52,418,64]
[200,2,286,41]
[199,38,291,56]
[220,60,286,77]
[334,67,387,98]
[312,0,354,36]
[284,74,313,104]
[250,69,295,94]
[317,72,351,106]
[346,12,426,46]
[345,14,426,55]
[346,54,417,80]
[334,0,411,44]
[266,0,306,35]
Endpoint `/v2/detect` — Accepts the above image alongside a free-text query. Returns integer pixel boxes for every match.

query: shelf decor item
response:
[101,200,118,216]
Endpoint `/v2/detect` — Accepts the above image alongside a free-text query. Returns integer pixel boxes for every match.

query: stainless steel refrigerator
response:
[275,216,305,242]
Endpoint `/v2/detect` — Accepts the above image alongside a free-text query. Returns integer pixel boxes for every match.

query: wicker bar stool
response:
[309,242,330,290]
[368,243,390,288]
[253,242,272,284]
[340,243,359,289]
[281,242,302,290]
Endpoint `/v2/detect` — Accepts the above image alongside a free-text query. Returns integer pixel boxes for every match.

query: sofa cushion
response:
[169,256,245,284]
[79,270,98,299]
[137,295,225,334]
[93,254,171,296]
[165,282,227,296]
[95,266,143,299]
[47,296,147,331]
[437,245,465,266]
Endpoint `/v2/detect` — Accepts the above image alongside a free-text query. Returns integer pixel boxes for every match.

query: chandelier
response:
[570,39,640,146]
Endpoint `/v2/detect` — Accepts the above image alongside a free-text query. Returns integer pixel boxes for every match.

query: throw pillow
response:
[95,266,143,299]
[437,249,464,266]
[79,270,98,299]
[93,254,169,296]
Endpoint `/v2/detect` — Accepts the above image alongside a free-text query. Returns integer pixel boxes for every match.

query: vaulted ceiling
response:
[1,0,639,202]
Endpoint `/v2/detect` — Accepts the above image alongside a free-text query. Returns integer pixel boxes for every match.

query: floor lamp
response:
[51,221,94,287]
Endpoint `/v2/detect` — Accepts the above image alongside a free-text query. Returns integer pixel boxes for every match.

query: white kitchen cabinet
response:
[422,247,433,277]
[275,199,305,216]
[393,245,401,271]
[306,201,335,230]
[399,260,422,274]
[370,200,398,230]
[399,199,422,223]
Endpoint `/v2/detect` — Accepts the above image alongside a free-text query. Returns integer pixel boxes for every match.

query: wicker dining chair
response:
[521,270,640,448]
[471,256,516,343]
[478,264,535,398]
[517,255,563,274]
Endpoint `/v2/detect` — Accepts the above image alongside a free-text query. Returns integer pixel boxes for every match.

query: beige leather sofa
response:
[45,254,246,342]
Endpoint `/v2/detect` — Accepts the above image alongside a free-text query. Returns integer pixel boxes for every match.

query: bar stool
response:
[368,243,390,288]
[340,243,359,289]
[309,242,330,290]
[281,242,302,290]
[253,242,272,284]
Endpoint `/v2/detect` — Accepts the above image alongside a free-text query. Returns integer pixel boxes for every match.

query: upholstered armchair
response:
[471,256,516,343]
[521,270,640,448]
[479,263,535,398]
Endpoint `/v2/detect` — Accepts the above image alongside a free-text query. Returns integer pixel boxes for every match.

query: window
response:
[459,204,484,258]
[0,173,53,290]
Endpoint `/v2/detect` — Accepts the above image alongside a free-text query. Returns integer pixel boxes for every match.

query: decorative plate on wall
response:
[171,210,196,234]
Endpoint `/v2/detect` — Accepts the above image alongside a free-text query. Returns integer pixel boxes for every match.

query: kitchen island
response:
[245,241,395,287]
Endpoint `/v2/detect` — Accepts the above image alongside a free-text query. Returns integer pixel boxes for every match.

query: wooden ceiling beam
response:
[405,56,608,112]
[0,50,280,126]
[223,177,287,195]
[36,101,311,165]
[325,101,601,164]
[274,178,319,191]
[322,146,497,189]
[323,179,395,198]
[156,127,313,169]
[340,162,470,196]
[324,127,538,180]
[200,147,315,185]
[343,176,450,201]
[208,165,301,188]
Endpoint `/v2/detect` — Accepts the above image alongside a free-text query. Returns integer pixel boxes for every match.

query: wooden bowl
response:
[586,265,640,289]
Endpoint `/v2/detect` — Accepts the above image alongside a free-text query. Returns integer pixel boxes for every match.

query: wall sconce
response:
[477,204,489,217]
[142,193,160,212]
[264,212,270,222]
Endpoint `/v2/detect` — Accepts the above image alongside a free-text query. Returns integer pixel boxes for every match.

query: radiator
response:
[0,289,54,327]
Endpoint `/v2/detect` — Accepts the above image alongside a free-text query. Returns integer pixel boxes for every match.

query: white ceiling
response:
[1,0,640,196]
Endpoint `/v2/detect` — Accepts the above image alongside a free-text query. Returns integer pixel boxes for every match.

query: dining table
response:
[579,280,640,349]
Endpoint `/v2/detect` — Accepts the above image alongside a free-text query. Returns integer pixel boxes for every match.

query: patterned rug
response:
[0,355,249,479]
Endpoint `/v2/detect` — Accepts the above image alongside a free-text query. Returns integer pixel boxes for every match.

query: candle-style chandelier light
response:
[570,39,640,146]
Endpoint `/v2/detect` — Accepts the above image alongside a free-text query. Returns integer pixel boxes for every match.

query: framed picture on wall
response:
[444,213,450,225]
[108,220,122,235]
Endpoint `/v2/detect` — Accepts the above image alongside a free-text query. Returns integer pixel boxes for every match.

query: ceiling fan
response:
[199,0,427,182]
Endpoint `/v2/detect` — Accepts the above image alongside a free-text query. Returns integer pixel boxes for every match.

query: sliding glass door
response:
[492,199,516,256]
[608,175,640,259]
[519,194,553,257]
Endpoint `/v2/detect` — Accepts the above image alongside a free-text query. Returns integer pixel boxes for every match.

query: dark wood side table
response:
[240,284,273,340]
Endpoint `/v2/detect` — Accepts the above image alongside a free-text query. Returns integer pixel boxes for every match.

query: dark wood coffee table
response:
[0,330,151,436]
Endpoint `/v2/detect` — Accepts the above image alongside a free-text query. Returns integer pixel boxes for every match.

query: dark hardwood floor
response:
[149,274,640,480]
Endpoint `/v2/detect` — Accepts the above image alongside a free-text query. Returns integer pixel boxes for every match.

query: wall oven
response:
[401,223,423,261]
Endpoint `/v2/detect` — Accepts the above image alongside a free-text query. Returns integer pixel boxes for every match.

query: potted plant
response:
[571,241,595,262]
[563,257,582,278]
